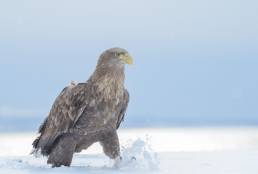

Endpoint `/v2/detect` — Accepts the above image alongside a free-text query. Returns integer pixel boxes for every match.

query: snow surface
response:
[0,128,258,174]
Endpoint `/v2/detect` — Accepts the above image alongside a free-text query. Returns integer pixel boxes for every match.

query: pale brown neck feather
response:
[87,65,125,102]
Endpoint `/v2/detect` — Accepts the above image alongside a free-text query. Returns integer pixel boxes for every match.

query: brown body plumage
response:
[32,48,132,167]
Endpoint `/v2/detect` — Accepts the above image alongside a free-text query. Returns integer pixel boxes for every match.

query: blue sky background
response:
[0,0,258,130]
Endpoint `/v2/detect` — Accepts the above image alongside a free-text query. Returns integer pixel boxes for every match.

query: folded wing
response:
[32,83,89,155]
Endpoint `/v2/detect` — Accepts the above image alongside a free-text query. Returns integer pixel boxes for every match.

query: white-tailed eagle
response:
[32,48,133,167]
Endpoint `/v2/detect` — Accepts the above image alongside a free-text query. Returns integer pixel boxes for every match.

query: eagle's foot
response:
[113,156,122,168]
[47,157,71,168]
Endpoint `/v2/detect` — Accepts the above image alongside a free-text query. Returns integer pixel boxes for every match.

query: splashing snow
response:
[117,137,159,171]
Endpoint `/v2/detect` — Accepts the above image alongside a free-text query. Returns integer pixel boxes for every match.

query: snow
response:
[0,127,258,174]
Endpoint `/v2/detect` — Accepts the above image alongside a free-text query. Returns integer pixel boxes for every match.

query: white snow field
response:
[0,127,258,174]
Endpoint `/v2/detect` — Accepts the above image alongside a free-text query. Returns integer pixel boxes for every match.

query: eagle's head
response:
[97,47,133,69]
[89,47,132,100]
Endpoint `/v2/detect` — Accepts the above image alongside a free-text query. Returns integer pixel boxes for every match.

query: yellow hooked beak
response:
[120,53,133,65]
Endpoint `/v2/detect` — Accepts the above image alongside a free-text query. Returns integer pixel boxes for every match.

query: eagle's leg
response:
[47,134,77,167]
[100,130,120,160]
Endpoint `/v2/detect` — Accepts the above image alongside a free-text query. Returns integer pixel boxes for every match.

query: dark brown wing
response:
[116,89,129,129]
[32,83,89,155]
